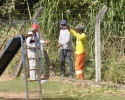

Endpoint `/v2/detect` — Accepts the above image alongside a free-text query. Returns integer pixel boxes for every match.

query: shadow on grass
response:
[0,97,80,100]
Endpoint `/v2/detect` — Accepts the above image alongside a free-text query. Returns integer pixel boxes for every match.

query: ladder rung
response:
[25,47,40,50]
[27,79,38,82]
[27,79,41,82]
[27,78,48,82]
[26,47,36,49]
[28,90,42,93]
[26,69,39,72]
[29,68,39,70]
[28,58,39,60]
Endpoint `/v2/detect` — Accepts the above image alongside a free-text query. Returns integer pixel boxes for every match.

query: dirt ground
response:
[0,73,28,100]
[0,73,45,100]
[0,73,68,100]
[0,73,125,100]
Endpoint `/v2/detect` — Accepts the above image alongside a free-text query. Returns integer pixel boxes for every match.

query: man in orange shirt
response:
[70,25,86,80]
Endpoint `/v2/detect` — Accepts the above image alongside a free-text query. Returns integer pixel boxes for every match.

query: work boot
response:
[61,74,66,77]
[69,75,74,78]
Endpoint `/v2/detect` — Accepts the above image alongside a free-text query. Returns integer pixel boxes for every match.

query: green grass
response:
[0,78,125,100]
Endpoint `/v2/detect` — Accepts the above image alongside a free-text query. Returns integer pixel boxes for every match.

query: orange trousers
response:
[75,53,86,80]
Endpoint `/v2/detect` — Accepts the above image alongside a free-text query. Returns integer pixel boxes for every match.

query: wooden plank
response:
[13,57,23,78]
[42,46,55,76]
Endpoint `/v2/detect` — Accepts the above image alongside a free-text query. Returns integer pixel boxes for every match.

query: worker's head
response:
[59,20,67,29]
[75,25,84,33]
[31,23,39,33]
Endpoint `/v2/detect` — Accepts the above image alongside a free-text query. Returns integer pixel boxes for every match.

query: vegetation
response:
[0,0,125,84]
[0,78,125,100]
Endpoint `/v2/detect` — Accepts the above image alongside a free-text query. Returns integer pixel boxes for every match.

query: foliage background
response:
[0,0,125,84]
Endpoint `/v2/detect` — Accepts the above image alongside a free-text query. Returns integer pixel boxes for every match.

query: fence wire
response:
[0,19,125,84]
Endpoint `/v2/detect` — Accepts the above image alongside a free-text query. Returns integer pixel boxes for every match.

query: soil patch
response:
[0,73,125,99]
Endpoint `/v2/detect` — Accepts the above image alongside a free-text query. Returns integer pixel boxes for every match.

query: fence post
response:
[95,5,108,83]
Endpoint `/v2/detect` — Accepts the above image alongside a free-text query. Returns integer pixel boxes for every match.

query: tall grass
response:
[0,0,125,84]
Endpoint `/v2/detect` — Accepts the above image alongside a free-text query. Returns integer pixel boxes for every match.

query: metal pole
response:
[33,20,43,100]
[36,22,43,100]
[20,36,29,100]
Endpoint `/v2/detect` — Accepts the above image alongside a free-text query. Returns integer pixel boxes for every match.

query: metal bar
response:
[37,24,43,100]
[36,23,44,73]
[34,29,43,100]
[18,22,26,33]
[20,35,29,100]
[11,20,37,25]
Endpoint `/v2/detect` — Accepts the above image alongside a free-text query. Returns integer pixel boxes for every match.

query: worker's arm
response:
[40,40,50,44]
[70,29,86,40]
[40,40,45,44]
[70,29,77,37]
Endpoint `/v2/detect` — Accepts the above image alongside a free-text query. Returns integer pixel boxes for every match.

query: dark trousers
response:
[60,49,74,76]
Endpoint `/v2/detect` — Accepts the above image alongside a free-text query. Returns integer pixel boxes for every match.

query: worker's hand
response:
[44,40,50,44]
[73,28,79,33]
[73,27,77,31]
[63,26,68,29]
[57,43,62,48]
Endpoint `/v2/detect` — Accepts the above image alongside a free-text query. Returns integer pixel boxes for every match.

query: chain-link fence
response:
[100,21,125,84]
[46,20,125,84]
[0,19,125,84]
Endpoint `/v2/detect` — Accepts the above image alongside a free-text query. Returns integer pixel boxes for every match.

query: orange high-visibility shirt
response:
[70,29,86,54]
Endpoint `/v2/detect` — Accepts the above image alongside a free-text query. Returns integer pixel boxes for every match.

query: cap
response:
[60,20,67,25]
[31,24,39,31]
[75,25,84,31]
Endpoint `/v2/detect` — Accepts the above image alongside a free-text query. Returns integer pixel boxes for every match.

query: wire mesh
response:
[0,19,125,83]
